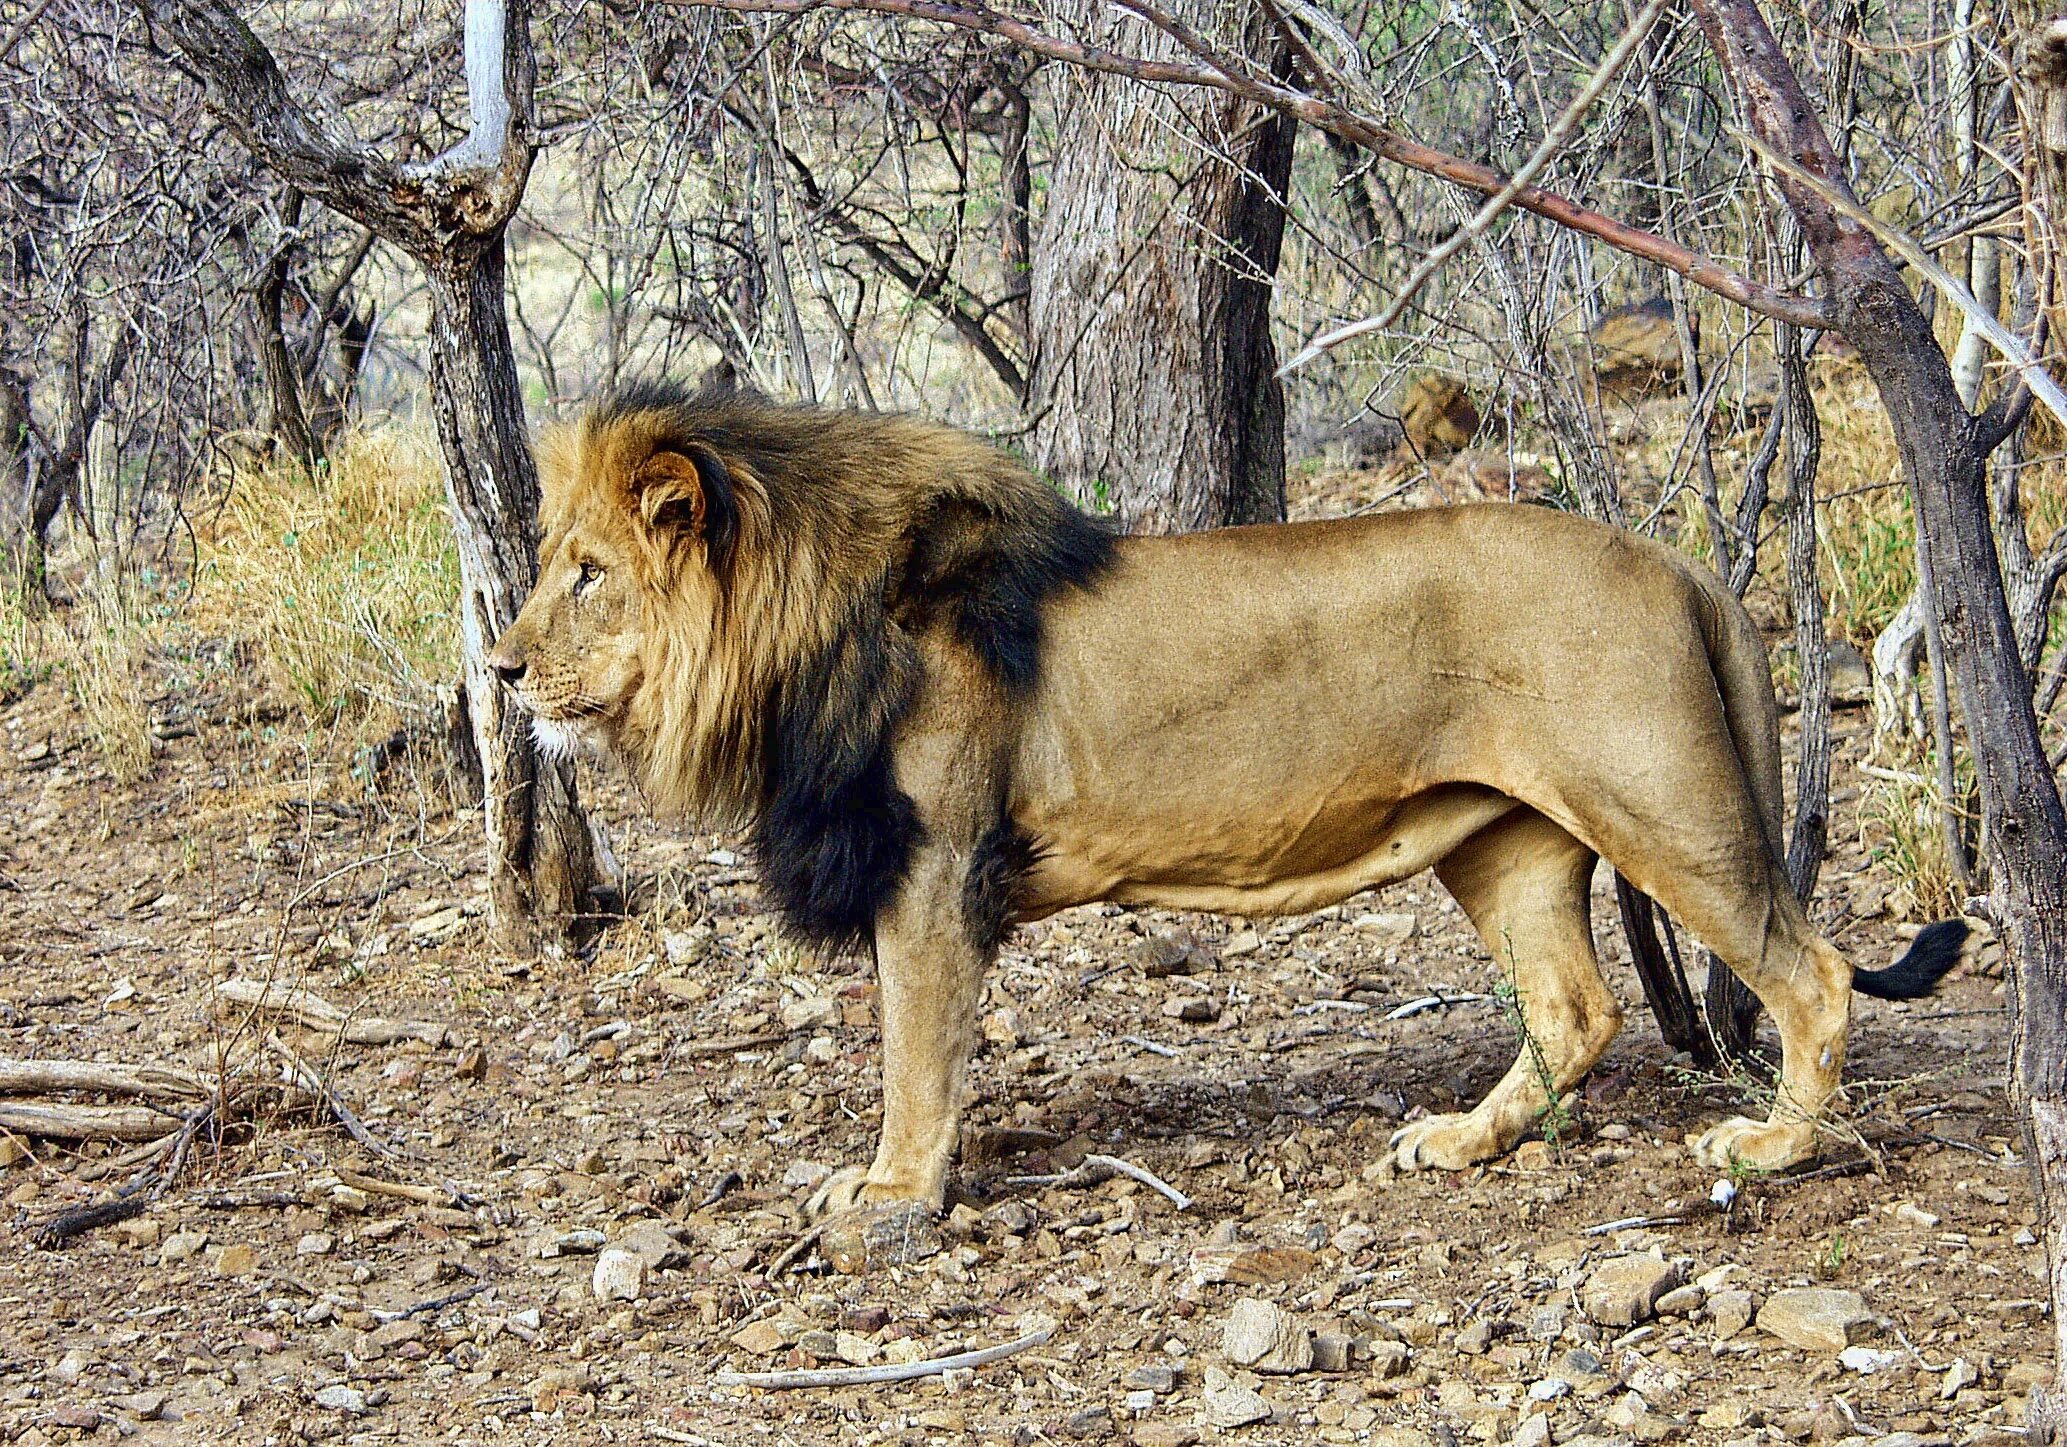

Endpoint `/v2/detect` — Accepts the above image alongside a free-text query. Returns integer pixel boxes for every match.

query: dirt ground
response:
[0,591,2048,1446]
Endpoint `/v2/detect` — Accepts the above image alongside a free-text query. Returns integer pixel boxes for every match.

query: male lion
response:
[487,385,1964,1217]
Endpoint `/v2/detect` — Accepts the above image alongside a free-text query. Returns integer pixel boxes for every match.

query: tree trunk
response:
[254,194,319,469]
[1027,0,1294,532]
[1691,1,2067,1429]
[424,242,608,949]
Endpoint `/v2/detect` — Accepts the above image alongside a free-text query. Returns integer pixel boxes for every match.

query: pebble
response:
[1756,1287,1873,1352]
[1132,932,1211,976]
[1528,1379,1571,1403]
[614,1219,687,1269]
[1582,1252,1679,1326]
[1354,911,1418,946]
[1125,1389,1157,1413]
[1940,1358,1979,1399]
[1224,930,1262,958]
[1709,1289,1756,1340]
[1512,1414,1553,1447]
[1063,1405,1115,1438]
[1134,1427,1202,1447]
[212,1243,256,1276]
[313,1384,368,1414]
[1162,996,1220,1023]
[1201,1367,1273,1428]
[732,1319,791,1355]
[1368,1340,1411,1378]
[1311,1333,1354,1372]
[1839,1345,1907,1374]
[44,1407,99,1432]
[158,1231,207,1264]
[591,1247,647,1302]
[1125,1364,1180,1394]
[823,1202,943,1273]
[1655,1283,1705,1317]
[1221,1297,1312,1374]
[297,1232,335,1257]
[1189,1244,1318,1286]
[1455,1319,1496,1355]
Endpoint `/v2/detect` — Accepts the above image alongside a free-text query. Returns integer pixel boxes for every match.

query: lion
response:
[486,384,1965,1217]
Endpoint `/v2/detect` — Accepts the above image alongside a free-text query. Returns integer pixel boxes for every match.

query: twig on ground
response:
[217,978,453,1047]
[332,1164,449,1206]
[1383,991,1493,1021]
[678,1031,788,1059]
[1008,1153,1193,1211]
[713,1325,1055,1389]
[699,1170,743,1209]
[0,1059,212,1099]
[371,1280,493,1322]
[766,1223,827,1277]
[1583,1212,1687,1236]
[1120,1035,1182,1057]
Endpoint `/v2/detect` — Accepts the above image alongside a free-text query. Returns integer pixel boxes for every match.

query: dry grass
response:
[192,432,459,741]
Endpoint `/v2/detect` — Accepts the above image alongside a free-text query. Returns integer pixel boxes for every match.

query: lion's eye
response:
[573,561,603,597]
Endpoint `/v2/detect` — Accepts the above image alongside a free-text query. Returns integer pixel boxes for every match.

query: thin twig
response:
[1382,991,1493,1021]
[713,1324,1054,1389]
[1007,1153,1192,1210]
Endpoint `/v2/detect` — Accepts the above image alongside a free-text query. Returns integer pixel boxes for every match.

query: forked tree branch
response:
[666,0,1830,329]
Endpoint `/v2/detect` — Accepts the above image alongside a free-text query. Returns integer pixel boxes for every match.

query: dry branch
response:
[0,1058,212,1099]
[713,1324,1054,1389]
[666,0,1827,328]
[215,978,454,1047]
[0,1102,178,1141]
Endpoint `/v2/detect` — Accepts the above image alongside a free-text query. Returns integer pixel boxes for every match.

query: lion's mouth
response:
[530,716,595,762]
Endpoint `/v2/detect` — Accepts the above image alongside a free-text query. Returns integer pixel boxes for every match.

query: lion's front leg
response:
[809,850,989,1219]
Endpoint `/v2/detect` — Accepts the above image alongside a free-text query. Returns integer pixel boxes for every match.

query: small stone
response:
[45,1407,100,1432]
[313,1384,368,1414]
[1134,1427,1202,1447]
[732,1319,790,1356]
[1224,929,1262,958]
[212,1243,256,1276]
[1528,1379,1571,1403]
[1353,912,1419,946]
[1332,1222,1377,1255]
[297,1232,335,1257]
[615,1219,687,1269]
[834,1331,879,1366]
[822,1202,943,1273]
[454,1046,488,1081]
[52,1349,91,1383]
[1513,1140,1554,1171]
[1892,1202,1940,1230]
[110,1391,168,1420]
[1126,1364,1179,1393]
[1582,1252,1678,1326]
[1369,1429,1436,1447]
[368,1319,424,1351]
[982,1008,1026,1046]
[1757,1288,1873,1353]
[1189,1244,1318,1286]
[1940,1359,1978,1399]
[1125,1389,1156,1413]
[330,1184,371,1214]
[779,994,840,1032]
[591,1247,647,1302]
[843,1304,892,1334]
[782,1159,834,1191]
[1456,1319,1496,1355]
[1063,1405,1115,1438]
[1133,931,1210,977]
[1202,1378,1274,1428]
[1656,1283,1705,1317]
[661,929,710,966]
[1839,1345,1906,1374]
[1222,1297,1312,1373]
[1312,1333,1354,1372]
[159,1230,207,1264]
[1163,996,1220,1023]
[530,1365,590,1412]
[1368,1340,1411,1378]
[1710,1289,1756,1339]
[1512,1414,1553,1447]
[1698,1401,1757,1430]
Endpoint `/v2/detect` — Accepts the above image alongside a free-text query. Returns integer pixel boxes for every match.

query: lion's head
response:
[489,383,1114,949]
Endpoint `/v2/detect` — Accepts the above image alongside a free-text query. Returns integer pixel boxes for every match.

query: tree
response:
[1025,0,1294,532]
[138,0,612,949]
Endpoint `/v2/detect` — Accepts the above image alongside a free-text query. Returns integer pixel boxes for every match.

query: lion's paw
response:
[1389,1113,1503,1173]
[1689,1115,1816,1173]
[805,1165,944,1221]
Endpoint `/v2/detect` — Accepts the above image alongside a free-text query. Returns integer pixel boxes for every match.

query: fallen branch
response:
[678,1031,788,1059]
[1007,1153,1193,1211]
[1382,991,1493,1021]
[0,1101,178,1140]
[0,1059,212,1099]
[216,978,453,1047]
[332,1164,449,1206]
[371,1279,492,1322]
[713,1324,1054,1389]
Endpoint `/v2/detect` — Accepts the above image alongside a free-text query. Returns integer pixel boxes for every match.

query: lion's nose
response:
[486,646,526,686]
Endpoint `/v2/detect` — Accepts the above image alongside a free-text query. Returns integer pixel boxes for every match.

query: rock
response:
[109,1391,168,1420]
[1125,1389,1156,1413]
[1368,1340,1411,1378]
[1513,1414,1553,1447]
[1189,1244,1318,1286]
[454,1046,488,1081]
[1353,912,1419,947]
[538,1227,606,1257]
[1397,373,1481,459]
[981,1008,1026,1046]
[732,1319,791,1356]
[615,1219,687,1269]
[1892,1201,1941,1230]
[1369,1430,1436,1447]
[1221,1297,1312,1374]
[1312,1332,1354,1372]
[780,993,841,1031]
[1456,1319,1496,1355]
[1162,996,1219,1023]
[1940,1358,1978,1399]
[368,1319,424,1351]
[1224,930,1262,958]
[45,1407,100,1432]
[1698,1401,1758,1431]
[1757,1288,1873,1352]
[1133,931,1213,977]
[782,1159,834,1191]
[1710,1289,1756,1339]
[1582,1252,1679,1326]
[1134,1427,1202,1447]
[1202,1372,1274,1428]
[530,1365,591,1413]
[212,1243,256,1276]
[1528,1379,1571,1403]
[313,1384,368,1414]
[1839,1345,1906,1374]
[296,1232,335,1257]
[1063,1405,1115,1438]
[1656,1283,1705,1317]
[822,1202,943,1273]
[53,1349,91,1383]
[159,1230,207,1264]
[591,1248,647,1302]
[1126,1364,1180,1393]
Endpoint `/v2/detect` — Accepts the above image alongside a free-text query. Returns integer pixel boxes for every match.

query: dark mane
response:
[598,383,1116,953]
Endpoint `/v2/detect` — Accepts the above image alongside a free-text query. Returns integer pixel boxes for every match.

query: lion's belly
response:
[1015,780,1520,918]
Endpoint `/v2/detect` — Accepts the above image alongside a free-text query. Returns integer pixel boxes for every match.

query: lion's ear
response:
[632,445,736,565]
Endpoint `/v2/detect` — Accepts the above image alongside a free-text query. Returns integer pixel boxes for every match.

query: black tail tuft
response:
[1852,918,1969,1000]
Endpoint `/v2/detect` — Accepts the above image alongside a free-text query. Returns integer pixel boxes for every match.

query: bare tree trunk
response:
[253,192,319,469]
[1027,0,1293,532]
[996,61,1035,347]
[1690,2,2067,1428]
[142,0,611,950]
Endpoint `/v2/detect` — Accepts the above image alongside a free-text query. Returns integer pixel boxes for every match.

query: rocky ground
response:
[0,624,2047,1447]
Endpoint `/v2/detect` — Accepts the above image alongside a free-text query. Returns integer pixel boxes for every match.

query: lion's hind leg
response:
[1391,808,1620,1172]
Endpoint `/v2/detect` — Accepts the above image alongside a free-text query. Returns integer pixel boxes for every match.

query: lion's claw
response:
[1689,1115,1816,1173]
[1389,1112,1502,1172]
